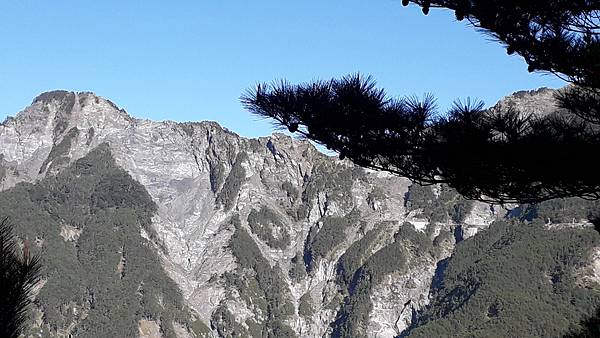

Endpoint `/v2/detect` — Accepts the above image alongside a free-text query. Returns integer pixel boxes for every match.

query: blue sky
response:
[0,1,565,138]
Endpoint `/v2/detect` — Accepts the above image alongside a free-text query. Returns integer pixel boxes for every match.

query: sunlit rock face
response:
[1,89,577,337]
[491,87,560,117]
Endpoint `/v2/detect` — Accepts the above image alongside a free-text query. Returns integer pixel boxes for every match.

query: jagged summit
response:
[5,90,234,138]
[12,90,253,141]
[5,90,131,133]
[31,90,124,113]
[491,86,561,117]
[0,90,325,186]
[32,90,73,103]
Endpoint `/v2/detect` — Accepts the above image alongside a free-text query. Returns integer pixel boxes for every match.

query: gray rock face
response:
[491,87,560,117]
[0,89,546,337]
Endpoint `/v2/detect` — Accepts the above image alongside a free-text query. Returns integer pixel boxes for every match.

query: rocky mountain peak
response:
[490,86,561,117]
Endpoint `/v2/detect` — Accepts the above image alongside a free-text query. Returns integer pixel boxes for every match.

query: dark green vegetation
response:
[247,206,290,249]
[336,225,385,288]
[304,210,362,272]
[190,318,213,338]
[288,253,307,282]
[407,220,600,338]
[215,152,248,210]
[298,293,314,319]
[405,184,473,224]
[332,223,432,338]
[521,198,600,224]
[298,162,364,219]
[0,218,42,338]
[303,162,354,203]
[404,184,435,211]
[0,144,201,337]
[214,215,296,337]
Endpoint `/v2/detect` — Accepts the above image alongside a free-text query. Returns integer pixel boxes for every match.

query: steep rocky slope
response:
[0,145,193,338]
[1,89,598,337]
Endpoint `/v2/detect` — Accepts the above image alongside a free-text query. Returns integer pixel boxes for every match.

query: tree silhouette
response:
[0,217,42,338]
[242,0,600,204]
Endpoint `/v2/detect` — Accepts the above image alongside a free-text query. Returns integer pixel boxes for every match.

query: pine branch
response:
[242,74,600,203]
[405,0,600,88]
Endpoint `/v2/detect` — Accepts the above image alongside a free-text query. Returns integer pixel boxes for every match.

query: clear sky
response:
[0,1,565,138]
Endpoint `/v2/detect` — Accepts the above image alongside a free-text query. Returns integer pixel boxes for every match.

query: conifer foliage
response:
[0,217,41,338]
[242,1,600,204]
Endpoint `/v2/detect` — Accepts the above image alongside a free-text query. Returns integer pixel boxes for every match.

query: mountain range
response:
[1,88,599,337]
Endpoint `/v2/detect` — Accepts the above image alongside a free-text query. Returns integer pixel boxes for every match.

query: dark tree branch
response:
[409,0,600,88]
[242,75,600,204]
[242,1,600,205]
